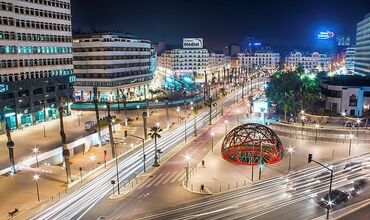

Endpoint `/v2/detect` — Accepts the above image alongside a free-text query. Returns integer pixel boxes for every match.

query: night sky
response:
[71,0,370,51]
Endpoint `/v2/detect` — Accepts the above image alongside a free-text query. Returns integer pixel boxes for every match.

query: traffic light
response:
[124,130,128,137]
[308,154,313,163]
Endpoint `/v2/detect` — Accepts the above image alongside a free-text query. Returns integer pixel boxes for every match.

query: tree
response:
[205,97,217,125]
[149,125,162,167]
[265,69,321,118]
[219,88,227,116]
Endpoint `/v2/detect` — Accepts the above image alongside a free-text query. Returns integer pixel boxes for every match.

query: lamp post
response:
[348,134,354,156]
[155,99,159,112]
[124,130,146,172]
[301,115,306,135]
[224,120,229,135]
[341,112,346,125]
[33,174,40,202]
[287,146,294,171]
[90,155,96,170]
[176,106,181,122]
[185,154,191,187]
[236,109,240,125]
[42,122,46,138]
[315,123,320,143]
[211,131,215,152]
[77,111,82,126]
[32,147,39,168]
[136,105,140,119]
[356,119,361,137]
[308,154,333,219]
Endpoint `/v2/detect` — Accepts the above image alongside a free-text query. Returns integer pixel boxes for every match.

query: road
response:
[24,82,256,220]
[132,154,370,220]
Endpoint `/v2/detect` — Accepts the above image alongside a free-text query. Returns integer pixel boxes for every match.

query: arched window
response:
[349,94,357,107]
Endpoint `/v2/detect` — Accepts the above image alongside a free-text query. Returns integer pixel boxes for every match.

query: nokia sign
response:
[183,38,203,48]
[317,31,335,40]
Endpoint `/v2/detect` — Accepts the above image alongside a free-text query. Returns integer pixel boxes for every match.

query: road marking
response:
[161,171,178,185]
[170,171,185,183]
[144,173,163,188]
[154,172,172,186]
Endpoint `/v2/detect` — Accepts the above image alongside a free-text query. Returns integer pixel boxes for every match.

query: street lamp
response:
[224,120,229,135]
[348,134,354,156]
[287,146,294,171]
[136,105,140,119]
[236,109,240,125]
[356,119,361,137]
[315,123,320,143]
[341,112,346,125]
[32,147,39,168]
[77,111,82,126]
[301,115,306,135]
[184,154,191,187]
[42,122,46,138]
[308,154,333,219]
[33,174,40,202]
[90,155,96,170]
[176,107,181,122]
[210,131,215,152]
[155,99,159,112]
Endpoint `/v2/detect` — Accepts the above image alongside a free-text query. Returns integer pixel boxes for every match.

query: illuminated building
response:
[285,51,330,71]
[72,33,156,102]
[0,0,74,132]
[354,13,370,76]
[346,47,356,74]
[237,52,280,73]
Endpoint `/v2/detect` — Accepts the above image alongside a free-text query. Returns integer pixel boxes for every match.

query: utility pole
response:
[58,105,71,184]
[6,127,16,174]
[106,102,116,159]
[165,100,170,129]
[142,112,148,140]
[93,87,102,146]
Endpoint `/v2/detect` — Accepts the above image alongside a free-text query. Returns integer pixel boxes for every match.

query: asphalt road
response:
[131,154,369,220]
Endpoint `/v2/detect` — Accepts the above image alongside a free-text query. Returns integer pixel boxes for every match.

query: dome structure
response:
[221,123,284,165]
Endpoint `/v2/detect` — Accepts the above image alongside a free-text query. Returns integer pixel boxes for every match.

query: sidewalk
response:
[0,107,183,220]
[185,108,370,195]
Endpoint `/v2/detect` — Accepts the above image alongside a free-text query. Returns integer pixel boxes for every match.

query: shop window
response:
[349,94,357,107]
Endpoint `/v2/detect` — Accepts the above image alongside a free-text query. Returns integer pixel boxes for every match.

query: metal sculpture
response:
[221,123,284,165]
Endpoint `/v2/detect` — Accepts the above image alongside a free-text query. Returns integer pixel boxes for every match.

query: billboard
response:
[317,31,334,40]
[183,38,203,48]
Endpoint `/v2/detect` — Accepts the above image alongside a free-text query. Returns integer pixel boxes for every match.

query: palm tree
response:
[205,97,217,125]
[191,105,201,136]
[149,125,162,167]
[248,95,254,114]
[219,88,227,116]
[364,109,370,128]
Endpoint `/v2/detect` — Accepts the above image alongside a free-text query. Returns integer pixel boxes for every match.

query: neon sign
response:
[317,31,334,40]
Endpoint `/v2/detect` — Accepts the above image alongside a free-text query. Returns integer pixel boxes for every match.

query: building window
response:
[349,94,357,107]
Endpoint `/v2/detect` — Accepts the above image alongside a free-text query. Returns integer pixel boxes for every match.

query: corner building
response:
[73,33,156,102]
[0,0,74,132]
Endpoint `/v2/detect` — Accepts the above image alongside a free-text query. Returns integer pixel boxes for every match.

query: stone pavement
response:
[185,111,370,195]
[0,107,184,220]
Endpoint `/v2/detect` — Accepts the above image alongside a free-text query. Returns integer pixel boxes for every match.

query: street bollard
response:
[59,192,61,198]
[202,160,205,167]
[191,184,193,191]
[220,186,222,192]
[132,182,134,188]
[236,181,238,188]
[51,196,54,202]
[244,179,246,186]
[228,184,230,190]
[201,184,204,192]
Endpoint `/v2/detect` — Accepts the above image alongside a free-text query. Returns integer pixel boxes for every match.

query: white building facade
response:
[237,52,280,72]
[345,47,356,74]
[354,13,370,76]
[73,33,156,102]
[0,0,74,131]
[285,52,330,71]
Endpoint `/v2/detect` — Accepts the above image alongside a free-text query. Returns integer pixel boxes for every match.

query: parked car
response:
[320,190,349,208]
[351,179,368,197]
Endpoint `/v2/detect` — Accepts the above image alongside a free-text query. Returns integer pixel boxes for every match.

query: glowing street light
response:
[287,146,294,171]
[224,120,229,135]
[32,147,39,168]
[315,123,320,143]
[90,155,96,169]
[348,134,354,156]
[184,154,191,186]
[210,131,215,152]
[33,174,40,202]
[301,115,306,135]
[341,112,346,125]
[356,119,361,137]
[136,105,140,119]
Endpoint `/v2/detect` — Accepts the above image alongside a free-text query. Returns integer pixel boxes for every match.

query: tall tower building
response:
[354,13,370,76]
[0,0,74,132]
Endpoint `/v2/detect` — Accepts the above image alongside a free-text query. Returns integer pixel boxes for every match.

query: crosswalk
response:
[138,170,186,189]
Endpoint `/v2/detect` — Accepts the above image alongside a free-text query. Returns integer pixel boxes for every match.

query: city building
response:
[285,51,330,71]
[237,52,280,72]
[321,76,370,116]
[72,33,156,102]
[207,53,227,74]
[0,0,74,132]
[345,47,356,74]
[153,41,165,55]
[354,13,370,76]
[229,44,241,57]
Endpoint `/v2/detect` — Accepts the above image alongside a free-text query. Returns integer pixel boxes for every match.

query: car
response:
[353,179,367,191]
[343,162,362,173]
[320,190,349,208]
